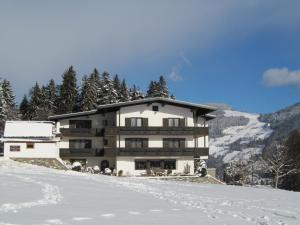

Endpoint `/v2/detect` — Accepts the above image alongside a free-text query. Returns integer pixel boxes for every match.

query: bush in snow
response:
[93,166,100,174]
[86,167,94,173]
[196,160,208,177]
[72,161,82,172]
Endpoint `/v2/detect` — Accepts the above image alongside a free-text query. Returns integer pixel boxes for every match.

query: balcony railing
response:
[104,126,208,136]
[115,147,209,157]
[60,128,103,137]
[60,148,115,157]
[59,147,209,157]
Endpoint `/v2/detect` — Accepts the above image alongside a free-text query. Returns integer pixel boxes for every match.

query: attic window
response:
[26,143,34,149]
[152,106,159,112]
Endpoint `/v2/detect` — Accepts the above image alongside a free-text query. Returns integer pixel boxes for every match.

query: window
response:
[163,138,184,148]
[103,138,108,146]
[135,160,147,170]
[26,143,34,149]
[150,160,161,168]
[164,160,176,170]
[168,118,179,127]
[69,120,92,129]
[169,139,180,148]
[10,145,20,152]
[130,118,142,127]
[125,138,147,148]
[152,106,159,112]
[69,140,92,149]
[102,120,108,127]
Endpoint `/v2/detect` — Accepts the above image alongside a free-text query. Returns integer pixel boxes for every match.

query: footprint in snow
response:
[150,209,162,212]
[128,211,141,215]
[101,214,115,218]
[72,217,93,221]
[45,219,64,224]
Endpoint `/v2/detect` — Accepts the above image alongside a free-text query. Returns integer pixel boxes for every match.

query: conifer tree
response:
[113,74,121,101]
[80,75,97,111]
[46,79,58,115]
[130,85,144,100]
[58,66,78,113]
[99,72,118,104]
[1,79,17,120]
[119,79,130,102]
[20,95,30,120]
[27,82,43,120]
[158,75,169,98]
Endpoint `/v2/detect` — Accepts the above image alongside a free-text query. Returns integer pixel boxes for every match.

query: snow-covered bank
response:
[1,160,300,225]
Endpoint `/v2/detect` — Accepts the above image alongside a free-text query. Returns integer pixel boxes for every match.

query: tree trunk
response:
[275,172,279,189]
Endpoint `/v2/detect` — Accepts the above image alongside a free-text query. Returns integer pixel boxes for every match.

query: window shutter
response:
[125,118,131,127]
[180,139,186,148]
[163,138,168,148]
[125,138,131,148]
[142,118,148,127]
[180,118,186,127]
[142,139,148,148]
[163,118,168,127]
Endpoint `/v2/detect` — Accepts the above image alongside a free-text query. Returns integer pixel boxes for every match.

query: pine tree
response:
[1,79,17,120]
[46,79,58,116]
[58,66,78,113]
[80,75,97,111]
[146,81,160,97]
[27,82,43,120]
[158,75,169,98]
[130,85,144,100]
[99,71,118,104]
[119,79,130,102]
[20,95,30,120]
[113,75,121,101]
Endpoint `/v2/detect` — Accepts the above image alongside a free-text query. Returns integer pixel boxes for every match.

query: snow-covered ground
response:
[1,160,300,225]
[210,110,273,163]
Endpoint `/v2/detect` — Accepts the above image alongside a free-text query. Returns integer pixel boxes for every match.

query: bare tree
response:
[263,143,299,188]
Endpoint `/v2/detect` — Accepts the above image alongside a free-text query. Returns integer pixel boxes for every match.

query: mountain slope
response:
[208,102,300,174]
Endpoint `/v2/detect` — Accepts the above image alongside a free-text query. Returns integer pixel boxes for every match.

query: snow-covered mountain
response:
[207,102,300,174]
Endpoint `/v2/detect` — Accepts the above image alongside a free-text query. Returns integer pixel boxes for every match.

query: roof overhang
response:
[49,98,217,120]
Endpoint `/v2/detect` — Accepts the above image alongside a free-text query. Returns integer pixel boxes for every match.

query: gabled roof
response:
[49,97,217,120]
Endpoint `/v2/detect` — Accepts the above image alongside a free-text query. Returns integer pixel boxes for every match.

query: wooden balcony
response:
[60,148,115,157]
[60,128,103,137]
[104,126,208,136]
[115,147,209,157]
[59,147,209,158]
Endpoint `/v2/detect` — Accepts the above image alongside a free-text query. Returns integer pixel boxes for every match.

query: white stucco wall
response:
[4,141,59,159]
[116,156,195,176]
[117,103,195,127]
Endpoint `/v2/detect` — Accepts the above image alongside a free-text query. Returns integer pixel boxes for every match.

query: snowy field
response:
[1,160,300,225]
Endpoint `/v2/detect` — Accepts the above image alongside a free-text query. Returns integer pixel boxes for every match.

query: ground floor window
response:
[135,160,147,170]
[10,145,20,152]
[134,159,177,170]
[164,160,176,169]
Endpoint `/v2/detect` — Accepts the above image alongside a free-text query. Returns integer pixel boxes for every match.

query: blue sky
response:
[0,0,300,113]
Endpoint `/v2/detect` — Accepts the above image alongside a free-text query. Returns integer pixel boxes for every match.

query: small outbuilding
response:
[2,121,60,159]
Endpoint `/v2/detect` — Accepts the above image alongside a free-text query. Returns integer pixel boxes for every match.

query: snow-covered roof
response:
[3,121,55,138]
[49,98,217,120]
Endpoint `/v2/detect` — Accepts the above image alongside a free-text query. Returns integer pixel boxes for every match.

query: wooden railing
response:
[59,147,209,157]
[104,126,208,136]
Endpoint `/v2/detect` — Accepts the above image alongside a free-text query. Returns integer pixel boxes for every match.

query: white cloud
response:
[169,67,183,81]
[262,68,300,88]
[179,52,192,67]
